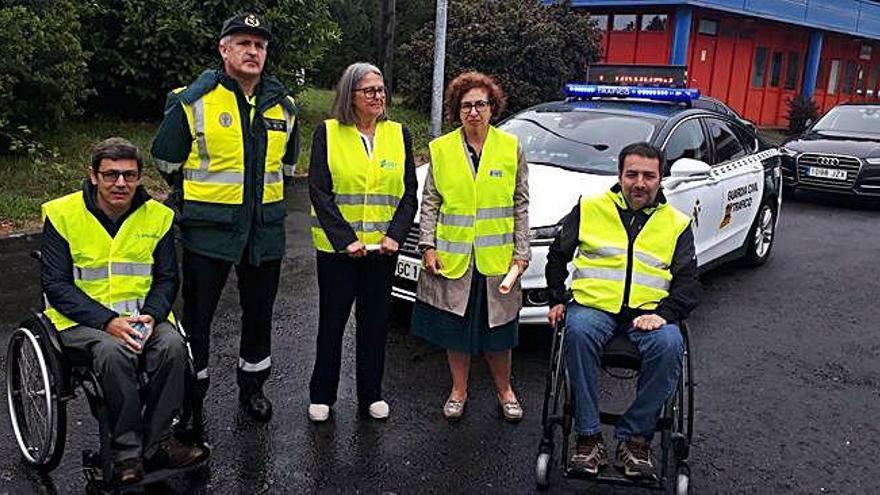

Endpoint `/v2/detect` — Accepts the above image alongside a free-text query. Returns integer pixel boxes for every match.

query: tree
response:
[0,1,89,152]
[396,0,600,116]
[80,0,340,118]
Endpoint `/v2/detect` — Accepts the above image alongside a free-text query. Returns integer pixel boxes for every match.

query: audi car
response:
[781,103,880,197]
[392,66,783,325]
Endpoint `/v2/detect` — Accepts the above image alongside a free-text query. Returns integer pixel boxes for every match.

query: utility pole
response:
[431,0,448,138]
[377,0,396,92]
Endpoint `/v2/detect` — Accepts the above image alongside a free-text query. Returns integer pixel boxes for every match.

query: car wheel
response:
[744,201,776,266]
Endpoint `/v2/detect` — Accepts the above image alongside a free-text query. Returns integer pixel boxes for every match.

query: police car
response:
[393,65,782,325]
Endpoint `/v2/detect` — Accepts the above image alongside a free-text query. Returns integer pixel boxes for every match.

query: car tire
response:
[744,200,776,266]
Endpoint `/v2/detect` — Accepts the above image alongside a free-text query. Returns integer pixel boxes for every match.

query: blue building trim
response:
[562,0,880,40]
[670,5,693,66]
[802,30,824,99]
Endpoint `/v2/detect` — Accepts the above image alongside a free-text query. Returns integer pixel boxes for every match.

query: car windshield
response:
[812,106,880,135]
[499,110,658,174]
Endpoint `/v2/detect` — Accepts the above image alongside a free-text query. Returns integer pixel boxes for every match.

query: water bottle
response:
[129,309,152,353]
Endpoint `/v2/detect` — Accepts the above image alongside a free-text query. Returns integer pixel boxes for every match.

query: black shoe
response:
[111,457,144,486]
[145,436,208,472]
[568,433,607,477]
[616,438,657,480]
[239,388,273,422]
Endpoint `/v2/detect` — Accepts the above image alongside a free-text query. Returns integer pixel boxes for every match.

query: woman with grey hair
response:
[307,62,417,422]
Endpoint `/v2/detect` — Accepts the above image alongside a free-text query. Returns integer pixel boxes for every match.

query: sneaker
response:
[239,388,273,422]
[568,433,607,477]
[368,400,390,420]
[111,457,144,486]
[616,438,657,480]
[146,436,207,471]
[308,403,331,422]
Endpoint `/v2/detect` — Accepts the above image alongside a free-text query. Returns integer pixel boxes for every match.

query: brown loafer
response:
[443,396,467,421]
[111,458,144,486]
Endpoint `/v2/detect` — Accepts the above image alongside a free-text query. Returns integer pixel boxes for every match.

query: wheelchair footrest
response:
[83,443,211,492]
[565,466,665,490]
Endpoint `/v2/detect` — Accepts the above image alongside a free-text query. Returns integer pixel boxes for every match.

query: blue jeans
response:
[564,304,683,441]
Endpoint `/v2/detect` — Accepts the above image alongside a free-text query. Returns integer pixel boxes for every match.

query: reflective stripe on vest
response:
[178,85,294,205]
[571,191,691,313]
[311,119,406,252]
[429,127,518,278]
[40,192,176,331]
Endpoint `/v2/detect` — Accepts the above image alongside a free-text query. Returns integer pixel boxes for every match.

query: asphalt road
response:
[0,182,878,494]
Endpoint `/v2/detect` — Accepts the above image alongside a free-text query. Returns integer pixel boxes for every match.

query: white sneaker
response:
[368,400,390,420]
[308,403,331,422]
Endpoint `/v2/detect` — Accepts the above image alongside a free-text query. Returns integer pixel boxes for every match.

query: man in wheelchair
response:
[40,138,206,485]
[545,142,699,481]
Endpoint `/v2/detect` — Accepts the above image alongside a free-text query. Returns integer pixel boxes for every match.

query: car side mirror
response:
[664,158,712,190]
[669,158,712,178]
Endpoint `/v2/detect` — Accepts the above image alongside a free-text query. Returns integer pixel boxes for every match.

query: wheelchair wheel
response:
[6,326,67,471]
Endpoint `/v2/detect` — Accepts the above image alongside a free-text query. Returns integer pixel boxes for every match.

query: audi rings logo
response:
[817,156,840,166]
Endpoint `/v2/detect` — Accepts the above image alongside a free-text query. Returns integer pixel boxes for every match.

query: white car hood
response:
[414,163,617,228]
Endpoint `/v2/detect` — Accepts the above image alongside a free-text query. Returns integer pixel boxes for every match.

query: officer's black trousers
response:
[182,248,280,394]
[309,251,396,407]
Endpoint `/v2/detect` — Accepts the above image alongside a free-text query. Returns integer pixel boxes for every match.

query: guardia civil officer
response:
[307,62,417,422]
[151,13,300,423]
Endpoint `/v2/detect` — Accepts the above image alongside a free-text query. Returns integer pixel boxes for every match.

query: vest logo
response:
[244,14,261,27]
[379,159,398,169]
[219,112,233,127]
[489,169,503,178]
[264,118,287,132]
[137,233,162,240]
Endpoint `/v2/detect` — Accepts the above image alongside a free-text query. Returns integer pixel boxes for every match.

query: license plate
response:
[807,167,848,180]
[395,257,421,282]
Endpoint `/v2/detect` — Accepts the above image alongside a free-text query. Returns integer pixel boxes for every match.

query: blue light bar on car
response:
[564,84,700,103]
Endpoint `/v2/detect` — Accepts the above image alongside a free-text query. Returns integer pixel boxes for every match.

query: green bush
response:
[396,0,600,116]
[0,1,89,152]
[80,0,340,118]
[786,95,820,135]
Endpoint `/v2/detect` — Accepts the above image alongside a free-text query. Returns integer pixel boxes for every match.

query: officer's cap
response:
[220,13,272,41]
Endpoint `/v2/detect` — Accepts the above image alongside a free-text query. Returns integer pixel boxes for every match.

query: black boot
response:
[239,387,273,422]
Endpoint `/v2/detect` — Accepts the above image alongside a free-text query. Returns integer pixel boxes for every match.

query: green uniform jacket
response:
[151,69,300,264]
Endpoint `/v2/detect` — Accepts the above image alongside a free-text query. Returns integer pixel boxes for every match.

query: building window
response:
[592,14,609,31]
[641,14,667,32]
[828,59,841,95]
[843,61,856,94]
[784,52,800,90]
[868,65,880,97]
[752,47,769,88]
[769,51,784,88]
[816,60,828,91]
[612,14,637,32]
[698,19,718,36]
[860,44,872,61]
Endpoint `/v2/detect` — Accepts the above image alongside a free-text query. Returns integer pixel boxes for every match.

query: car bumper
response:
[391,243,559,326]
[782,154,880,196]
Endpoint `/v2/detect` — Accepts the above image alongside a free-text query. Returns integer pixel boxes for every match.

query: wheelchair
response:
[534,318,694,493]
[6,254,208,492]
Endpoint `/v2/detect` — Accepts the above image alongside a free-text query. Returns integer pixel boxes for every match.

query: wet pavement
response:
[1,182,879,493]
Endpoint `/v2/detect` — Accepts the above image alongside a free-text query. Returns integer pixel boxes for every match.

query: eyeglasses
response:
[460,100,491,113]
[97,170,140,183]
[352,86,386,99]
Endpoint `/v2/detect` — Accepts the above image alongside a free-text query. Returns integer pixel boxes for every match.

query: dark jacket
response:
[308,121,418,251]
[151,69,300,264]
[41,181,179,330]
[545,185,699,324]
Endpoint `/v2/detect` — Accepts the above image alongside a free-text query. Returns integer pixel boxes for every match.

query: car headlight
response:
[865,157,880,165]
[529,224,561,242]
[778,146,798,157]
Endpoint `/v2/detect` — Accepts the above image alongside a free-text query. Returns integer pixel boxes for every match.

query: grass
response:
[0,88,431,234]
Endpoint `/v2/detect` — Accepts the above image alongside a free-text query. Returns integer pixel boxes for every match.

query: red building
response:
[568,1,880,127]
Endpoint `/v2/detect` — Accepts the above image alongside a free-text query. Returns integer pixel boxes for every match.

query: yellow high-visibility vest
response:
[310,119,406,252]
[572,191,691,313]
[177,84,295,205]
[41,192,176,331]
[429,126,518,279]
